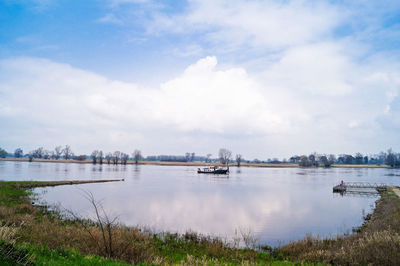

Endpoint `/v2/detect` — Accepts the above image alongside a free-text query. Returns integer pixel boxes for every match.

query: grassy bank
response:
[0,181,398,265]
[277,187,400,265]
[0,181,299,265]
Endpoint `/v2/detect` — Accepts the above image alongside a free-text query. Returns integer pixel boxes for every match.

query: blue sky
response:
[1,0,400,159]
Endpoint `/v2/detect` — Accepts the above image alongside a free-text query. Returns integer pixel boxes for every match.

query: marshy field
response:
[0,161,399,265]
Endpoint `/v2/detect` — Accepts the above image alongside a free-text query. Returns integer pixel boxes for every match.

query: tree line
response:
[291,149,400,168]
[1,146,400,168]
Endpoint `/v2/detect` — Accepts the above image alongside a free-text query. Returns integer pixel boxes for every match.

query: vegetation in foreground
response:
[276,187,400,265]
[0,181,399,265]
[0,181,300,265]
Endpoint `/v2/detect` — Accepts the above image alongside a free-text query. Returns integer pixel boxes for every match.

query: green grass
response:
[0,181,300,265]
[0,182,31,206]
[1,180,398,265]
[0,241,129,266]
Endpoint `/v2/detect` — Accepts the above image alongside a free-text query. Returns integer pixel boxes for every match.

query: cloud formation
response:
[1,0,400,158]
[1,48,399,157]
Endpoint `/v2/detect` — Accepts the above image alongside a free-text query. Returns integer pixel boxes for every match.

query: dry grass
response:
[17,217,158,264]
[278,188,400,265]
[0,226,18,244]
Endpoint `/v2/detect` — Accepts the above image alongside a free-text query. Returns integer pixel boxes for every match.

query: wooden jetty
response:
[333,182,387,193]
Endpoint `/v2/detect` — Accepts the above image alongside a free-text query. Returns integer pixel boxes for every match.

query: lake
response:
[1,161,399,246]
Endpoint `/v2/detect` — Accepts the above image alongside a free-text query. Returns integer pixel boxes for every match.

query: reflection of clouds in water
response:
[117,192,288,237]
[5,162,392,246]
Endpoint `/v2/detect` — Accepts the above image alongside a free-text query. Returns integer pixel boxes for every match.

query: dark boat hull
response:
[197,169,229,174]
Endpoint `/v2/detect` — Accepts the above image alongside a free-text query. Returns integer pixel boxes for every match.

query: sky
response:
[0,0,400,159]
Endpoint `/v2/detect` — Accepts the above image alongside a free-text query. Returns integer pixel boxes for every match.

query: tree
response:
[328,154,336,165]
[91,150,99,164]
[206,154,212,163]
[33,147,44,158]
[218,148,232,170]
[121,153,129,165]
[113,151,121,165]
[385,148,396,167]
[344,154,354,164]
[355,152,363,164]
[43,150,50,159]
[98,151,103,165]
[191,152,195,162]
[14,148,23,158]
[54,146,63,160]
[236,154,242,167]
[308,153,318,167]
[62,145,72,160]
[0,148,7,158]
[299,155,311,167]
[105,153,112,164]
[319,155,331,167]
[185,152,191,162]
[28,151,34,162]
[133,150,141,164]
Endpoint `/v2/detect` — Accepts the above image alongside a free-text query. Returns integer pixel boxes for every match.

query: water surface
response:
[1,161,399,246]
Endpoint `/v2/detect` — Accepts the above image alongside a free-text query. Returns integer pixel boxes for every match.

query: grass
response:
[0,241,129,265]
[276,187,400,265]
[0,180,398,265]
[0,181,300,265]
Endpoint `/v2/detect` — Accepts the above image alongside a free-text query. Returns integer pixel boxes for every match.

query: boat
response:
[197,166,229,174]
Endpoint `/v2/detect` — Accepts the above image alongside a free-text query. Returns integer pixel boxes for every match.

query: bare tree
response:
[105,152,112,164]
[236,154,242,167]
[98,150,103,165]
[133,150,141,164]
[54,146,63,160]
[14,148,23,158]
[386,148,396,167]
[328,154,336,165]
[238,227,259,250]
[219,148,232,171]
[66,190,120,258]
[91,150,99,164]
[28,151,34,162]
[319,155,331,167]
[113,151,121,165]
[299,155,311,167]
[33,147,44,158]
[43,150,50,159]
[206,154,212,163]
[185,152,191,162]
[62,145,72,160]
[121,153,129,165]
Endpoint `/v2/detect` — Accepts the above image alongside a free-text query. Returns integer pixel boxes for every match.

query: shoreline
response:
[0,180,398,264]
[0,157,389,168]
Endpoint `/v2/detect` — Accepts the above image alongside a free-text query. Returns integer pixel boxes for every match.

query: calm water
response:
[1,161,400,246]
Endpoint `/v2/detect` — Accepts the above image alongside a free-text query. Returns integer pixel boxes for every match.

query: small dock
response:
[333,182,387,193]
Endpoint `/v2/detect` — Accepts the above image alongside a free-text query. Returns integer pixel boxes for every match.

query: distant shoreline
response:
[0,158,389,168]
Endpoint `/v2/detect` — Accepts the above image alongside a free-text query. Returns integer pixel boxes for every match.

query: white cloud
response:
[1,49,399,157]
[0,56,291,155]
[97,13,124,25]
[146,0,343,49]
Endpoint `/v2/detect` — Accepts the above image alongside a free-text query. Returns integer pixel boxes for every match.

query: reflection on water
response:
[0,161,399,246]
